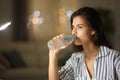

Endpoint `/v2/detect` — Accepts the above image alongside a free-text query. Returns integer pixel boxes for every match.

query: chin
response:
[74,41,81,46]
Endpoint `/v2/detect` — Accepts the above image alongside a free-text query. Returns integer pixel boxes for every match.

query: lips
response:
[74,36,81,42]
[73,35,79,41]
[75,36,79,39]
[74,37,79,42]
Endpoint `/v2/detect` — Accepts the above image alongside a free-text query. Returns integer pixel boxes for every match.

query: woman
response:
[48,7,120,80]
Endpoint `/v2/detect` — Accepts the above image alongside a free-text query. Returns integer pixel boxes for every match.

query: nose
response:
[72,27,77,35]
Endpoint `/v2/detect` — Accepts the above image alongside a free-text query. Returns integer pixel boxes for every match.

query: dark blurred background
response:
[0,0,120,80]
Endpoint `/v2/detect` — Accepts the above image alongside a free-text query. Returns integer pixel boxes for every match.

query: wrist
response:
[49,50,58,59]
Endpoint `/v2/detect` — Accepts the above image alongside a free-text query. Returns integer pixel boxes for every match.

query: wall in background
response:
[0,0,120,68]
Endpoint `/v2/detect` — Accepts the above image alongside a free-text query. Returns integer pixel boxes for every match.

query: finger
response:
[60,33,64,36]
[61,45,67,49]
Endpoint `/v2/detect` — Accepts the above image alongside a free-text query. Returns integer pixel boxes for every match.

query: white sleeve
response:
[58,53,77,80]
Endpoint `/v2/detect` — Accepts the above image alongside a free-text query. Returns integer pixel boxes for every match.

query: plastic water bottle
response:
[47,34,76,50]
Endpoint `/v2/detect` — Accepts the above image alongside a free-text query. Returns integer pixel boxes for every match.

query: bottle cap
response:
[72,34,76,40]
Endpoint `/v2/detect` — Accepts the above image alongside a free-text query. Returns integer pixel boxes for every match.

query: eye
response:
[77,25,83,28]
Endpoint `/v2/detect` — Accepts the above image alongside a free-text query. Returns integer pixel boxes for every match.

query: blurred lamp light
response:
[38,17,43,24]
[32,17,43,25]
[34,10,40,17]
[66,10,73,18]
[32,17,39,24]
[0,22,11,31]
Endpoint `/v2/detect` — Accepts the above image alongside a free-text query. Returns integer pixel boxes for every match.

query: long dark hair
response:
[70,7,112,52]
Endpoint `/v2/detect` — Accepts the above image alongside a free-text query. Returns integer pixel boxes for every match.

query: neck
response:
[83,43,100,59]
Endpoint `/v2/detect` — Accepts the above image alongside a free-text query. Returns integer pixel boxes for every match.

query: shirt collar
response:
[76,46,110,59]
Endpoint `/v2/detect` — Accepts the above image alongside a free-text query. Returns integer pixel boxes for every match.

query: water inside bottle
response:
[47,34,76,50]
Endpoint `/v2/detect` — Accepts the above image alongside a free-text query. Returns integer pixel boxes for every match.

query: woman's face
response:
[71,16,95,46]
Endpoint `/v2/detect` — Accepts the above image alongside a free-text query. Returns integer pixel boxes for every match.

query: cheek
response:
[77,31,91,42]
[78,31,88,38]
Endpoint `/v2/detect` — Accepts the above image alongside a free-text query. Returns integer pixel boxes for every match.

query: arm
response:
[48,34,68,80]
[48,50,59,80]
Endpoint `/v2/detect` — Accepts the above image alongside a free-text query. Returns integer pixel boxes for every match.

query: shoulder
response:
[70,51,83,60]
[106,47,120,69]
[59,52,83,71]
[101,46,120,58]
[99,46,119,64]
[108,47,120,58]
[66,52,83,66]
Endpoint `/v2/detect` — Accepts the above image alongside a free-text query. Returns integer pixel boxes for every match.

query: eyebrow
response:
[77,24,86,26]
[72,24,86,27]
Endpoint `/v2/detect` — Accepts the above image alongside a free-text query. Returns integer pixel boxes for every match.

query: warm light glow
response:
[59,8,66,15]
[28,10,43,25]
[31,17,43,24]
[59,8,73,25]
[32,17,39,24]
[59,16,67,24]
[0,22,11,31]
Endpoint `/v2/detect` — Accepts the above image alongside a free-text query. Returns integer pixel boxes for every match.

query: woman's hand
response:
[48,34,67,55]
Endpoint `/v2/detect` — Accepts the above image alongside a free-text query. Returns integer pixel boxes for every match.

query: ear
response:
[91,30,95,35]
